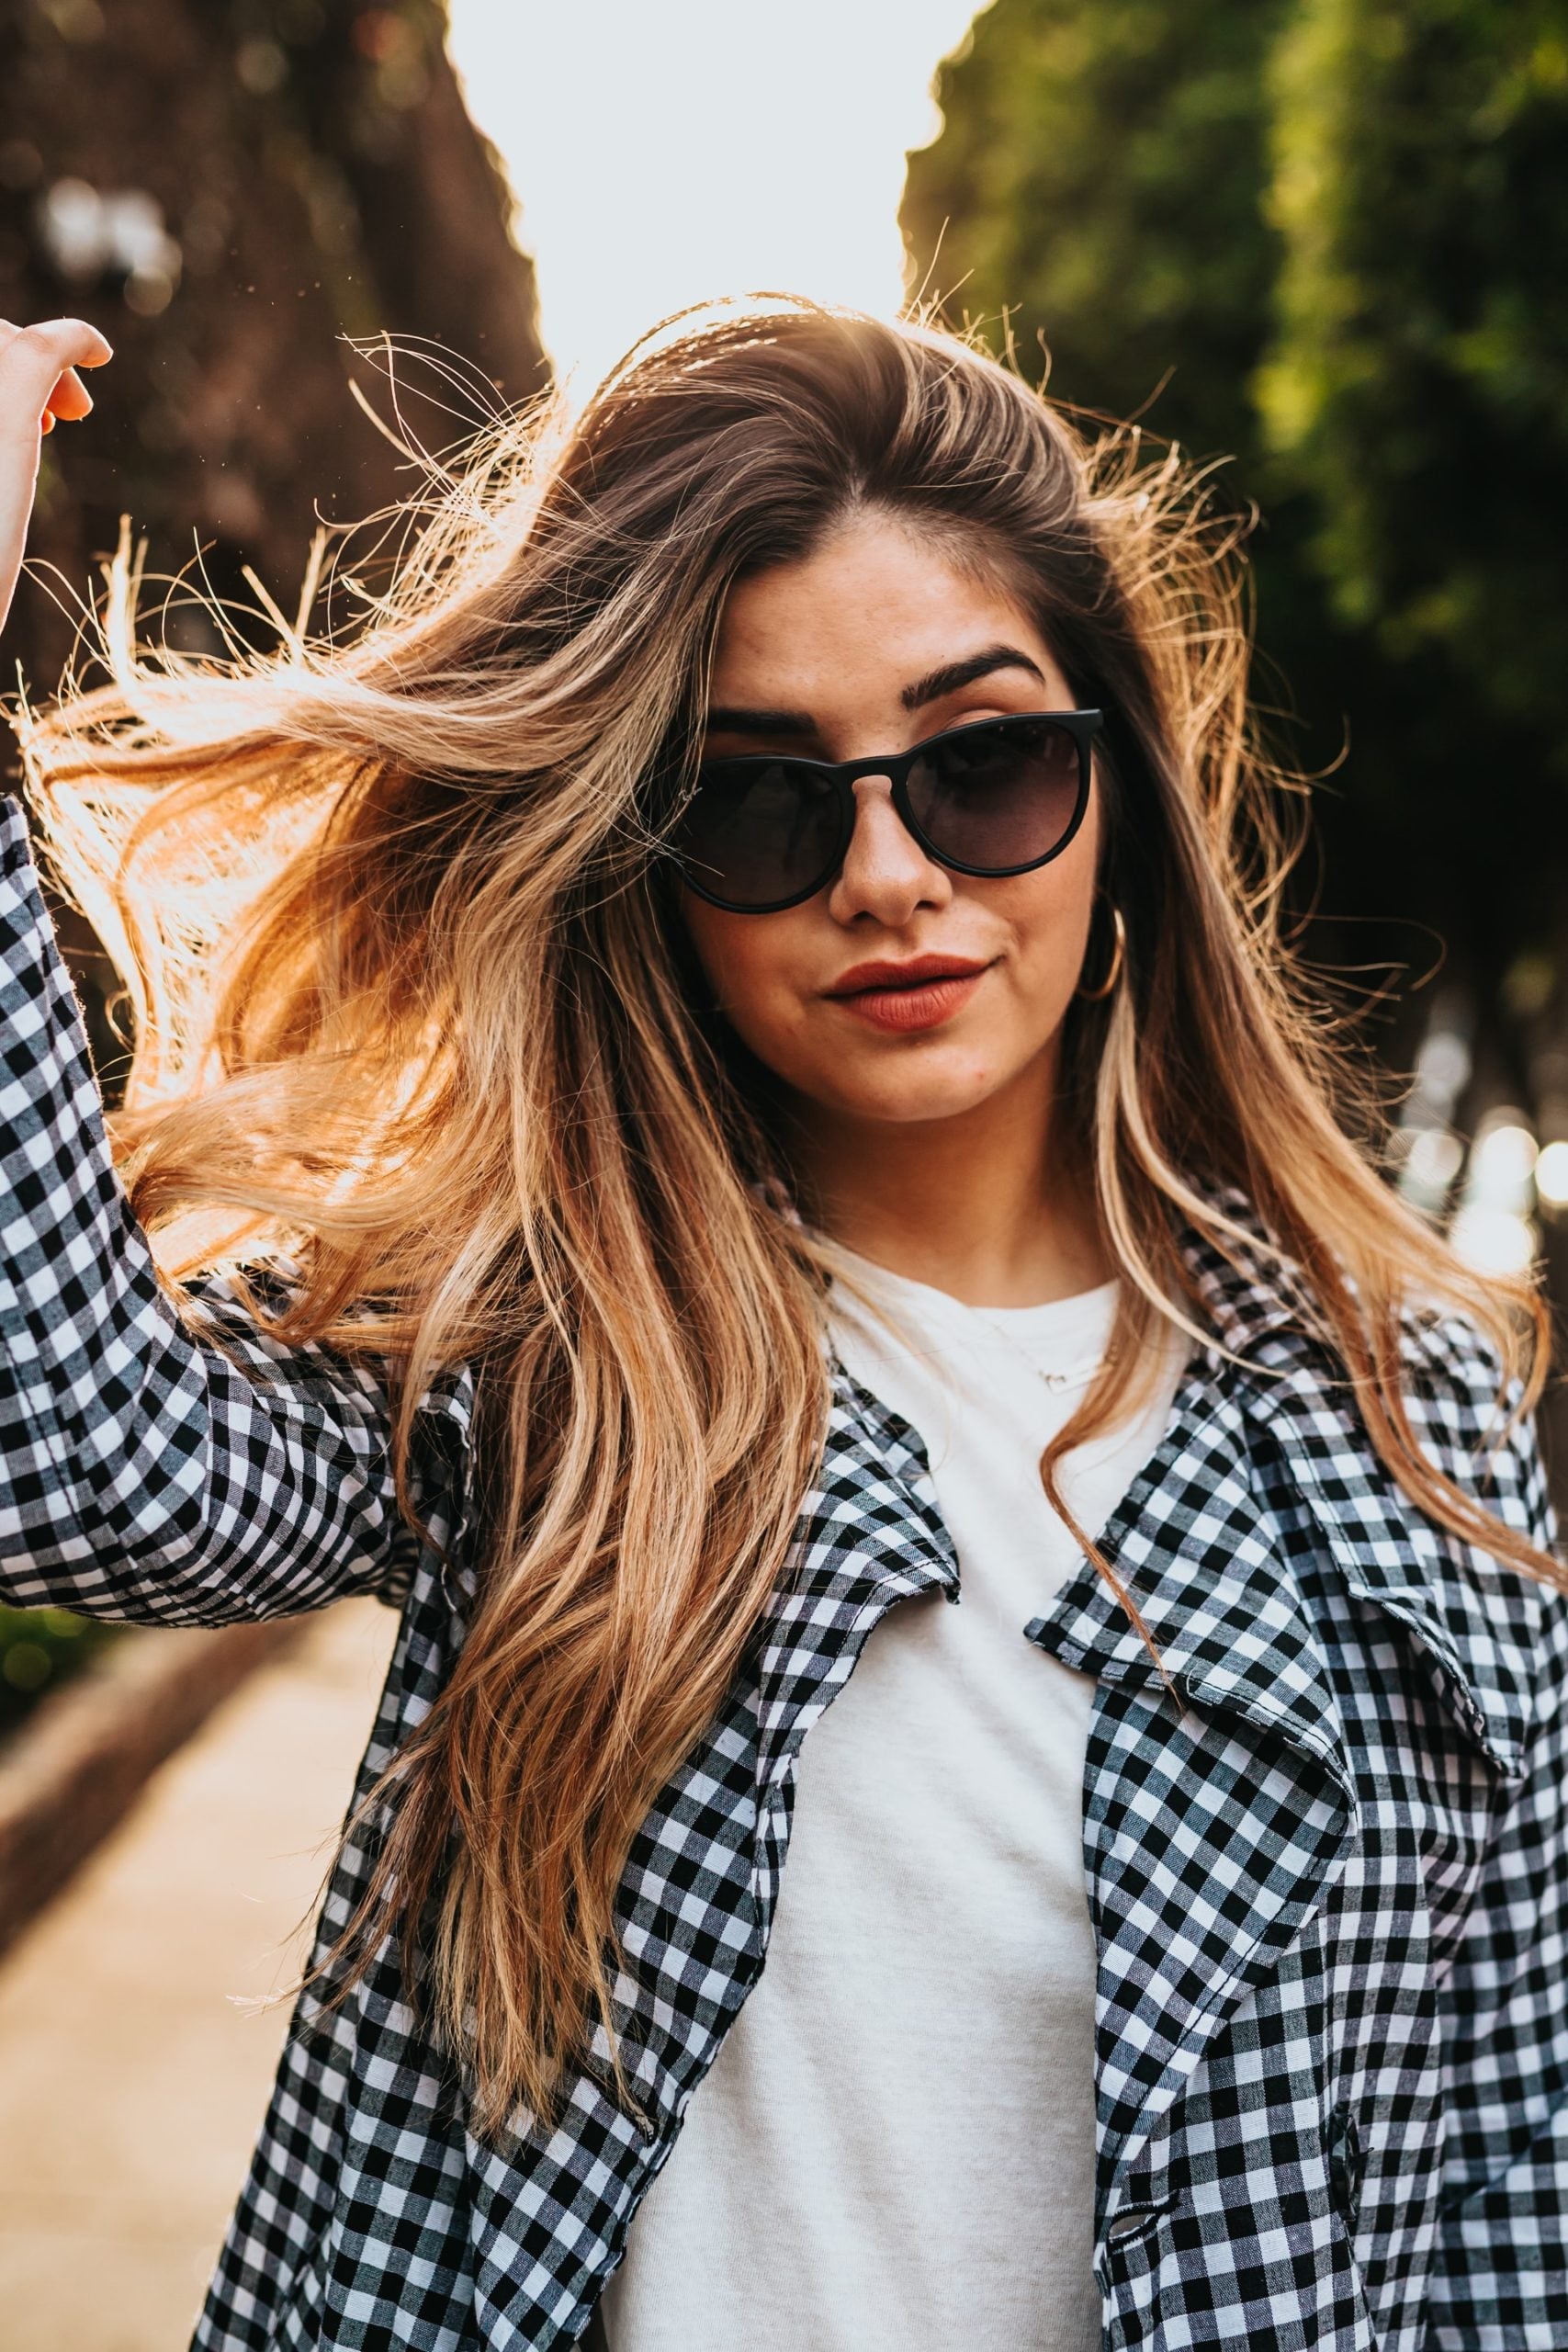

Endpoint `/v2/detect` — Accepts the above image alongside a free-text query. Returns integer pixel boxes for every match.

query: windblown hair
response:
[19,299,1557,2133]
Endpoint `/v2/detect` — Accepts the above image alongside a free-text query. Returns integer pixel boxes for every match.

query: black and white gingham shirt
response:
[2,793,1566,2350]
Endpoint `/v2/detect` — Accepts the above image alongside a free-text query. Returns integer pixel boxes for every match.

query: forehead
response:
[711,512,1063,697]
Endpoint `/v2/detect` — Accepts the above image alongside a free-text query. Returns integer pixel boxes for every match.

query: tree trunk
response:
[0,0,547,704]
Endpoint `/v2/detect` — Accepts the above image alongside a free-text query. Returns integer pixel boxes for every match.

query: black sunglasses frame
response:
[675,708,1104,915]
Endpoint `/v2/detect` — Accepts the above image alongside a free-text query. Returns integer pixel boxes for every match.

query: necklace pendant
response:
[1039,1363,1097,1394]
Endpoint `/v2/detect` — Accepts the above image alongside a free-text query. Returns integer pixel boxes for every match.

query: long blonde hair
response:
[18,300,1557,2132]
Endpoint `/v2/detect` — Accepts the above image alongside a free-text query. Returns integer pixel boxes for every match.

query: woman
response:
[0,300,1563,2352]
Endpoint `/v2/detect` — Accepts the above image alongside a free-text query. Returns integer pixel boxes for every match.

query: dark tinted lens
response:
[678,759,843,909]
[904,718,1084,873]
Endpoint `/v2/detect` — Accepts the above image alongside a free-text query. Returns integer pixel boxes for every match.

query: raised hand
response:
[0,316,113,641]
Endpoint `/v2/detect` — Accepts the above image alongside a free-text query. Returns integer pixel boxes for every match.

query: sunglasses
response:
[673,708,1102,914]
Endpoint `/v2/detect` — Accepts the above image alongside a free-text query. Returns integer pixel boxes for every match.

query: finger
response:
[0,319,114,442]
[45,365,95,422]
[0,316,113,371]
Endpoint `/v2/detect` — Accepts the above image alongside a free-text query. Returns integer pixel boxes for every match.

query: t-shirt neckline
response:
[826,1241,1120,1367]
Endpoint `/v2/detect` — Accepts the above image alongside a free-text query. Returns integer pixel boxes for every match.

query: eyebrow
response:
[901,646,1046,710]
[705,644,1048,740]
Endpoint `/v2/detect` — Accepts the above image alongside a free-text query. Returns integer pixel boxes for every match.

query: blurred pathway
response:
[0,1598,398,2352]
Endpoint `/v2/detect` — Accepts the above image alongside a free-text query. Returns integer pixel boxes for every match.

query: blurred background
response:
[0,1,1565,2340]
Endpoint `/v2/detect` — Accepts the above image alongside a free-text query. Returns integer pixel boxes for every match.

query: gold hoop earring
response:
[1076,903,1126,1002]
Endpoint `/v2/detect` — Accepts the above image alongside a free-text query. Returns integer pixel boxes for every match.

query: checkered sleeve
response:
[1424,1349,1568,2348]
[0,796,406,1624]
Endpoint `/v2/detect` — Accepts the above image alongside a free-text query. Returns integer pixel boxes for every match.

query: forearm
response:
[0,798,403,1623]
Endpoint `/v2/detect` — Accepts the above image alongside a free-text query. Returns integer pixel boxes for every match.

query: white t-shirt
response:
[602,1253,1190,2352]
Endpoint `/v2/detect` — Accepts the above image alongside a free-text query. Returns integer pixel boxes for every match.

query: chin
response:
[805,1057,1004,1127]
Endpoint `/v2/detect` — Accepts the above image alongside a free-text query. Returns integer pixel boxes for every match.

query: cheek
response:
[991,838,1100,1010]
[679,899,809,1057]
[1012,872,1096,975]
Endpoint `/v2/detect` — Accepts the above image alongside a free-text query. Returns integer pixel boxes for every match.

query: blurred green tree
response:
[0,1605,117,1735]
[1258,0,1568,754]
[902,0,1289,468]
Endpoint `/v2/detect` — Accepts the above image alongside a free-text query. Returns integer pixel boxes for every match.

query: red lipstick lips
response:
[826,954,992,1034]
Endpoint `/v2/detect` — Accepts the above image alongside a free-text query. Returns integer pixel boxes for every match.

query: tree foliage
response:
[1259,0,1568,748]
[904,0,1290,469]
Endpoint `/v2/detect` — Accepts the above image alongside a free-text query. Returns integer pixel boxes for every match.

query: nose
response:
[826,774,953,927]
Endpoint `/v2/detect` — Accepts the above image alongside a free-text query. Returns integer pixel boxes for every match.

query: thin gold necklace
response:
[968,1299,1111,1396]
